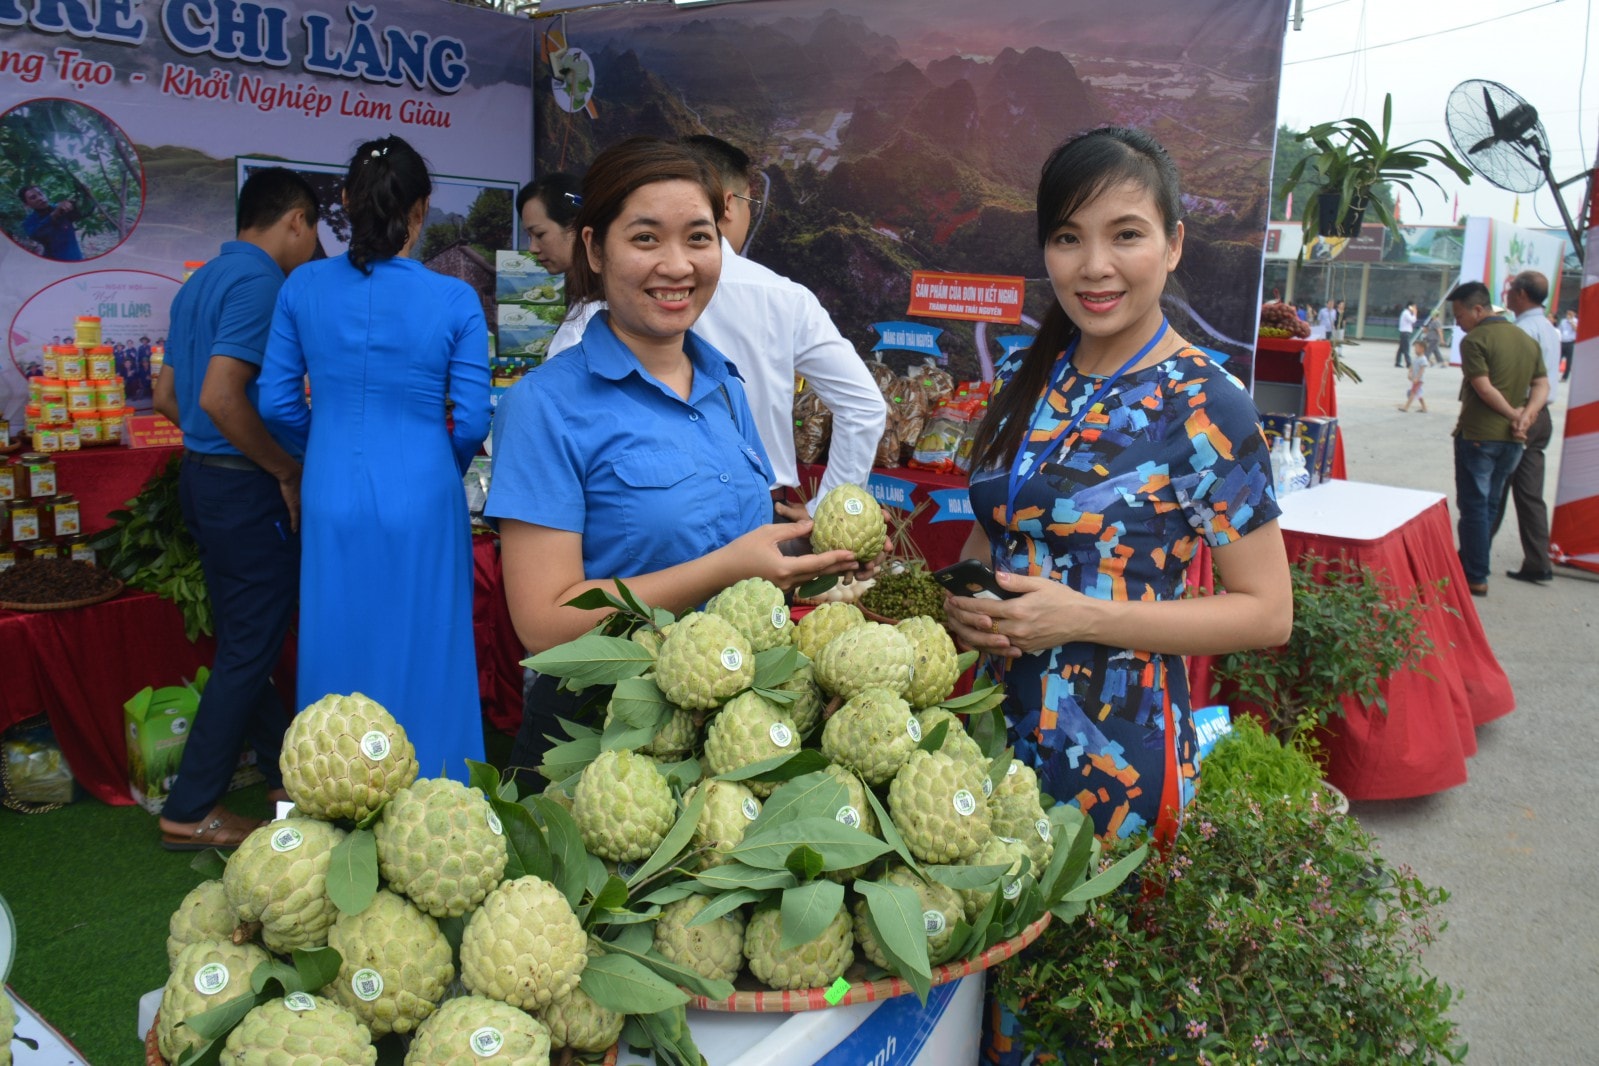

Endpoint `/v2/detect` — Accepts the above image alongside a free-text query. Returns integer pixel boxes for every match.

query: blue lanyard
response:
[1004,317,1168,528]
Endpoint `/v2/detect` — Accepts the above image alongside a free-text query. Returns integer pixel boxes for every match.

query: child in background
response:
[1398,338,1428,413]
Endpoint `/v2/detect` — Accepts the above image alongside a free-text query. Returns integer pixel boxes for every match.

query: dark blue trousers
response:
[162,455,298,822]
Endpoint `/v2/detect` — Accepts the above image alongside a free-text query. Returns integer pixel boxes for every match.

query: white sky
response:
[1277,0,1599,229]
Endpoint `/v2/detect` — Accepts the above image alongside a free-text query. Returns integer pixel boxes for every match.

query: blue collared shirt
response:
[165,241,295,456]
[485,312,774,581]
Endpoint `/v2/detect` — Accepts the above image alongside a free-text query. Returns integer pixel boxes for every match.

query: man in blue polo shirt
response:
[151,167,319,850]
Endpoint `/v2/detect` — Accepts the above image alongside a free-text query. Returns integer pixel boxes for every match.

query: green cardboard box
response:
[123,668,262,813]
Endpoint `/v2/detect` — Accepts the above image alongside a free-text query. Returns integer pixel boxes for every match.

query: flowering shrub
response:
[993,774,1464,1063]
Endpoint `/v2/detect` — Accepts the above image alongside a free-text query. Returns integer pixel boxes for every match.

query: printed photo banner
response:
[0,0,535,426]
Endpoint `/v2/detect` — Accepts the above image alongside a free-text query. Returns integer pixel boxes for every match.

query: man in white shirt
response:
[1558,309,1577,381]
[1395,300,1417,367]
[1313,299,1336,342]
[549,136,886,513]
[1495,270,1561,583]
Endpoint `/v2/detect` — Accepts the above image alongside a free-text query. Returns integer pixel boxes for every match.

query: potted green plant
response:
[1209,553,1447,750]
[1281,92,1472,243]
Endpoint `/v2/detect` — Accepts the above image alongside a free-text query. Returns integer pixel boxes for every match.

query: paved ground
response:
[1310,337,1598,1063]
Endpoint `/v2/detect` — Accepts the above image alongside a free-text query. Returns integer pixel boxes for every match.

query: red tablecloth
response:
[1,533,527,805]
[1190,481,1514,801]
[46,444,184,535]
[797,463,973,571]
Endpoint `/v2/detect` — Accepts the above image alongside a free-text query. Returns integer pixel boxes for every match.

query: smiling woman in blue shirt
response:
[485,137,861,774]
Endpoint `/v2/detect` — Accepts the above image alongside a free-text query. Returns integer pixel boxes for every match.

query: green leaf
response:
[326,829,378,916]
[536,731,601,783]
[526,634,653,686]
[917,719,950,753]
[1062,843,1148,903]
[694,863,797,892]
[601,713,662,753]
[636,1005,706,1066]
[579,951,690,1013]
[797,574,838,598]
[854,878,931,1002]
[955,649,978,673]
[1041,808,1096,909]
[862,782,922,873]
[986,749,1014,799]
[179,989,259,1041]
[686,886,764,926]
[730,816,891,872]
[779,880,845,950]
[612,578,654,620]
[494,791,555,883]
[598,904,662,926]
[609,675,669,728]
[465,758,504,801]
[660,757,702,791]
[938,685,1006,717]
[189,850,228,879]
[600,939,736,1003]
[437,914,466,956]
[750,770,849,833]
[563,587,627,612]
[590,875,629,916]
[785,844,826,882]
[923,863,1011,891]
[288,947,341,994]
[639,882,701,907]
[753,685,800,705]
[651,607,677,629]
[713,748,826,786]
[528,796,589,909]
[752,645,802,689]
[968,701,1008,761]
[628,787,707,888]
[250,959,299,996]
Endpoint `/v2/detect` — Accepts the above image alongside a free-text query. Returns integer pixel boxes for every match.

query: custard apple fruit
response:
[631,624,667,657]
[889,750,993,863]
[223,817,346,953]
[896,616,961,707]
[0,990,12,1066]
[744,903,854,991]
[461,876,588,1010]
[702,691,798,797]
[853,865,966,967]
[959,835,1033,920]
[811,483,887,561]
[773,661,825,737]
[326,888,454,1036]
[708,577,793,652]
[654,612,754,710]
[814,622,914,700]
[916,708,988,776]
[819,764,881,883]
[221,992,377,1066]
[685,778,761,866]
[405,994,552,1065]
[821,687,919,786]
[167,879,236,967]
[793,602,865,662]
[603,700,698,760]
[989,791,1055,871]
[157,939,272,1064]
[375,777,508,918]
[540,984,624,1053]
[992,757,1042,805]
[281,692,419,821]
[653,894,747,984]
[573,749,675,862]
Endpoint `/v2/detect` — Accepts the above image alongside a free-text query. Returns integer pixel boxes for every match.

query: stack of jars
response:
[25,316,132,451]
[0,452,94,571]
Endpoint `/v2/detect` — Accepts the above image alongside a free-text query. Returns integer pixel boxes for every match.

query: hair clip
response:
[562,192,583,206]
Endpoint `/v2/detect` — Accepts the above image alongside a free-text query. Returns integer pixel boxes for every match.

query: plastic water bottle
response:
[1270,437,1293,497]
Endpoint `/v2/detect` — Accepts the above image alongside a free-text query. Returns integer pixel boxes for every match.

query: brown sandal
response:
[160,809,264,851]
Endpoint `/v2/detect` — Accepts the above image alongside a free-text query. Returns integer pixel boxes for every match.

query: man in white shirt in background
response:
[1313,298,1336,342]
[1558,309,1577,381]
[549,135,887,514]
[1395,299,1417,367]
[1495,270,1560,584]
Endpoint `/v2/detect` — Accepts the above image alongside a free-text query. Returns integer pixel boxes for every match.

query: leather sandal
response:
[160,809,264,851]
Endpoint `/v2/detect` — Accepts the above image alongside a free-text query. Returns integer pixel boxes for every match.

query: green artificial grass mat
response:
[0,719,517,1065]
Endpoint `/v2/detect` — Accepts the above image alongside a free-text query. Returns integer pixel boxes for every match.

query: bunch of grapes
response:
[862,561,946,623]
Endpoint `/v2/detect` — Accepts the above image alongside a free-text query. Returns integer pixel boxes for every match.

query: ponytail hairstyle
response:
[968,126,1182,476]
[515,172,583,230]
[342,134,431,275]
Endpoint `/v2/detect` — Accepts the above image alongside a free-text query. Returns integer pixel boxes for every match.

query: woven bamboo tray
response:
[0,576,122,612]
[689,912,1050,1012]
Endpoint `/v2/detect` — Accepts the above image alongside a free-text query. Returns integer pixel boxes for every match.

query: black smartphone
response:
[932,559,1021,600]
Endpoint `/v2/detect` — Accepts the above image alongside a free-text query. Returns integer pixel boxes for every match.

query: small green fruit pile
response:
[862,560,946,623]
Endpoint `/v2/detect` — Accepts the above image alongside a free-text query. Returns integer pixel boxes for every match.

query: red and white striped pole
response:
[1549,148,1599,573]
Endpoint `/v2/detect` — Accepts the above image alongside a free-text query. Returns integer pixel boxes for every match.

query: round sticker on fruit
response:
[769,722,793,748]
[1036,818,1051,842]
[360,731,391,760]
[770,605,788,630]
[469,1027,505,1057]
[844,497,865,515]
[1007,760,1021,777]
[486,808,503,835]
[835,805,861,829]
[923,910,947,935]
[906,717,923,742]
[193,963,229,996]
[351,969,384,1002]
[982,776,994,798]
[742,797,761,821]
[1003,877,1023,900]
[617,862,640,881]
[720,647,743,671]
[952,789,977,817]
[283,992,315,1012]
[270,826,304,853]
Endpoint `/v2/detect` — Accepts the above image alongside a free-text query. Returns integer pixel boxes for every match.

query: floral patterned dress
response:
[968,346,1280,844]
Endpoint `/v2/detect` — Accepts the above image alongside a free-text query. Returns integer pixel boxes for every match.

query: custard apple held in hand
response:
[707,577,794,653]
[701,691,798,798]
[811,483,887,561]
[281,692,419,822]
[653,893,748,985]
[539,983,624,1054]
[853,865,966,967]
[157,939,273,1064]
[654,612,754,710]
[896,616,961,708]
[820,687,920,786]
[375,777,508,918]
[889,749,993,864]
[572,749,676,862]
[221,993,377,1066]
[405,994,552,1066]
[326,888,454,1037]
[744,901,855,991]
[793,601,865,662]
[166,878,237,967]
[814,622,914,701]
[684,778,762,867]
[223,817,346,953]
[460,876,588,1011]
